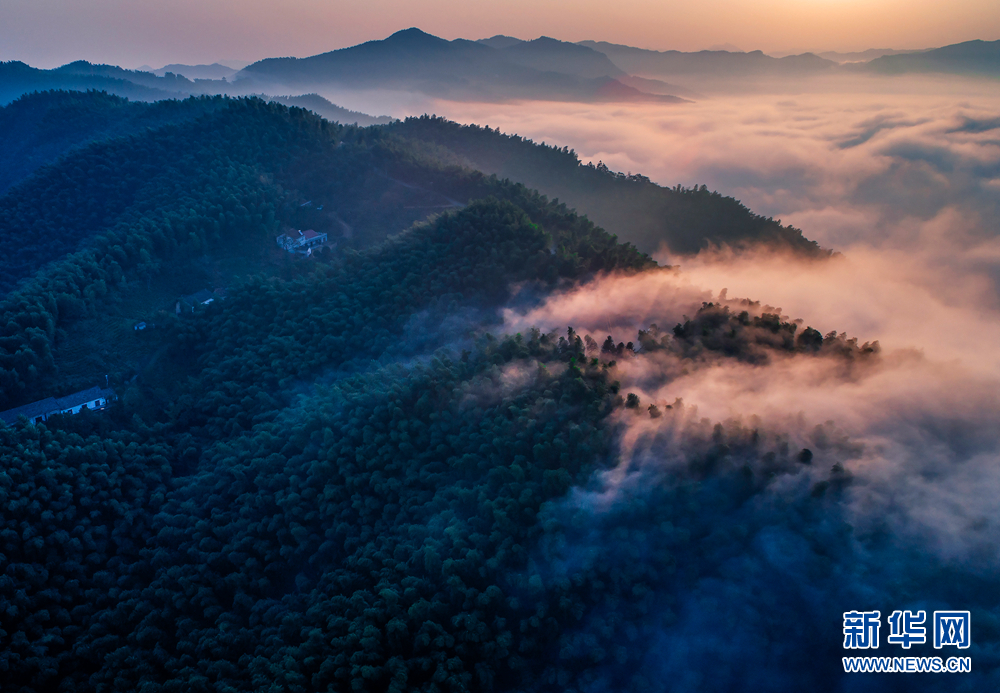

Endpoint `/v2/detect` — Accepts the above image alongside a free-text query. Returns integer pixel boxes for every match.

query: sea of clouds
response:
[428,75,1000,689]
[318,75,1000,687]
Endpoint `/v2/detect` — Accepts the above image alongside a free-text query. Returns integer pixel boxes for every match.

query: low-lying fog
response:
[433,75,1000,576]
[380,74,1000,368]
[332,76,1000,578]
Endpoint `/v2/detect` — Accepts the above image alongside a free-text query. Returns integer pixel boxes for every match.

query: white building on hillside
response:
[277,229,328,252]
[0,386,116,426]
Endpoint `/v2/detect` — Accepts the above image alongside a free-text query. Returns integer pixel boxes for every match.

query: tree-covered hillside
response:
[390,116,826,256]
[0,91,231,194]
[0,276,901,693]
[4,283,986,692]
[0,92,996,693]
[0,93,820,411]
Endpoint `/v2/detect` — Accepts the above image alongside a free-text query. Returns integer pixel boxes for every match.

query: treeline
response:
[662,301,880,363]
[389,115,827,256]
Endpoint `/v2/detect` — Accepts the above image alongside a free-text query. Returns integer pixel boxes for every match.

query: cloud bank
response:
[474,75,1000,688]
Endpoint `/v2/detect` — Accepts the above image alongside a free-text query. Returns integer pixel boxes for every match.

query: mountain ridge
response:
[238,28,685,103]
[576,40,836,78]
[864,38,1000,76]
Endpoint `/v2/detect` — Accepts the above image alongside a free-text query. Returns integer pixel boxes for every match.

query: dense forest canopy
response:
[0,91,993,692]
[0,91,231,195]
[0,92,820,412]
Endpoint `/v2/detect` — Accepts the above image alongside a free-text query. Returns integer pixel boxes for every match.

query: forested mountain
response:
[0,95,655,409]
[0,290,892,692]
[239,28,684,103]
[389,115,824,256]
[0,93,825,410]
[0,92,995,693]
[0,91,393,194]
[0,91,231,194]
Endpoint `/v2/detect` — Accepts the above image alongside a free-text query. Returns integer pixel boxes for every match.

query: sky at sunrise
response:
[3,0,1000,69]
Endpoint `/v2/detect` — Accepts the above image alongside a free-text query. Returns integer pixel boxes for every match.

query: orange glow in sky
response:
[2,0,999,68]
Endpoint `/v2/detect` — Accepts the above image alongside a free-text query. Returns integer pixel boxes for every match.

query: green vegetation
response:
[0,90,231,194]
[389,115,826,256]
[5,92,988,693]
[0,96,654,410]
[0,295,883,692]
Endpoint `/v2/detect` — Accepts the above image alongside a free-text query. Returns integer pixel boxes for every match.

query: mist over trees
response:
[0,93,816,411]
[390,116,825,256]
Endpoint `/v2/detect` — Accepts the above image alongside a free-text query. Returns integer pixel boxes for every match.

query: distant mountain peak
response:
[383,27,448,46]
[56,60,96,71]
[707,43,744,52]
[477,35,524,49]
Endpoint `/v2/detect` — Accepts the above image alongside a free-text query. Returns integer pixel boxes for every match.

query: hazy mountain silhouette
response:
[707,43,744,52]
[477,35,524,50]
[13,31,994,111]
[154,63,238,80]
[576,40,835,78]
[265,93,393,125]
[52,61,201,91]
[0,62,391,129]
[865,39,1000,76]
[238,28,686,103]
[0,61,181,105]
[496,36,626,79]
[615,74,703,99]
[814,48,921,63]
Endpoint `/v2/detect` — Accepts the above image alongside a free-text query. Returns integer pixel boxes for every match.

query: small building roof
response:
[182,289,215,304]
[302,229,323,240]
[0,397,58,425]
[0,386,116,425]
[54,386,114,410]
